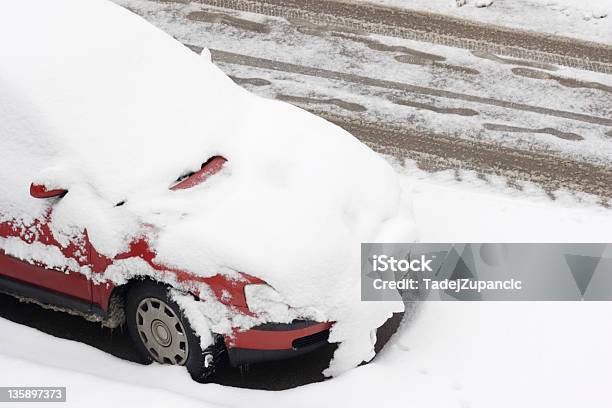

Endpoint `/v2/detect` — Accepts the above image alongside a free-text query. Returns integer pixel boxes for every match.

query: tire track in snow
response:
[284,21,479,76]
[330,32,446,62]
[389,97,479,117]
[329,32,480,75]
[191,0,612,74]
[277,94,367,112]
[288,16,366,35]
[471,51,558,71]
[186,10,271,33]
[482,123,584,141]
[393,54,480,76]
[511,68,612,94]
[229,75,272,86]
[206,47,612,127]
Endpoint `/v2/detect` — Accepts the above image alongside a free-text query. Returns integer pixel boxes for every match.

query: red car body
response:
[0,162,332,366]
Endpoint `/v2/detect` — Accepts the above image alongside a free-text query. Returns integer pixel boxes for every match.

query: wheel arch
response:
[102,277,200,328]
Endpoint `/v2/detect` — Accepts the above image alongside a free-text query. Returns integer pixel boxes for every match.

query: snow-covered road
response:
[2,168,611,407]
[362,0,612,45]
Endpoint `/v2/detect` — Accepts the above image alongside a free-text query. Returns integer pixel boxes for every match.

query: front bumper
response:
[225,320,333,366]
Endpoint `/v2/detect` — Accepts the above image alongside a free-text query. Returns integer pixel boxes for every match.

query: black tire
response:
[374,311,405,354]
[125,280,224,382]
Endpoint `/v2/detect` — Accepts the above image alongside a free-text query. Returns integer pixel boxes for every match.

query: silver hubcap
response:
[136,298,189,365]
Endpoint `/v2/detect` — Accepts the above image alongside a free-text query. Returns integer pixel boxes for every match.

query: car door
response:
[0,198,93,307]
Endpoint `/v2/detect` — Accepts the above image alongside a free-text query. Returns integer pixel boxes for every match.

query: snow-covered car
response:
[0,0,416,380]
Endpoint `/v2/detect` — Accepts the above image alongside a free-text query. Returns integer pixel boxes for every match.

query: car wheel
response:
[125,280,224,382]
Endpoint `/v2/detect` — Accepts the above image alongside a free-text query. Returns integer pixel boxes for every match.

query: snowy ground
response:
[359,0,612,44]
[2,165,611,408]
[398,161,612,242]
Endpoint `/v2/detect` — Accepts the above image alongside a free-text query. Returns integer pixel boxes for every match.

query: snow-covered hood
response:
[0,0,417,375]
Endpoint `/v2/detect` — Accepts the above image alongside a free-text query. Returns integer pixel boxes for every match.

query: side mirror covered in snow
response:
[170,156,227,191]
[30,183,68,199]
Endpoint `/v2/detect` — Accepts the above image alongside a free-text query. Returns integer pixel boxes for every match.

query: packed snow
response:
[359,0,612,44]
[1,166,612,407]
[0,0,417,375]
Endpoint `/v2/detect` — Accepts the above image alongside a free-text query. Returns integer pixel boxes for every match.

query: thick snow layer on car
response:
[0,0,415,374]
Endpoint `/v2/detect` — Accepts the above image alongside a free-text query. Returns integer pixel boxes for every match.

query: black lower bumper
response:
[226,320,331,366]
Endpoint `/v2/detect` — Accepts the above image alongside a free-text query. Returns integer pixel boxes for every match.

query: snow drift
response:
[0,0,417,375]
